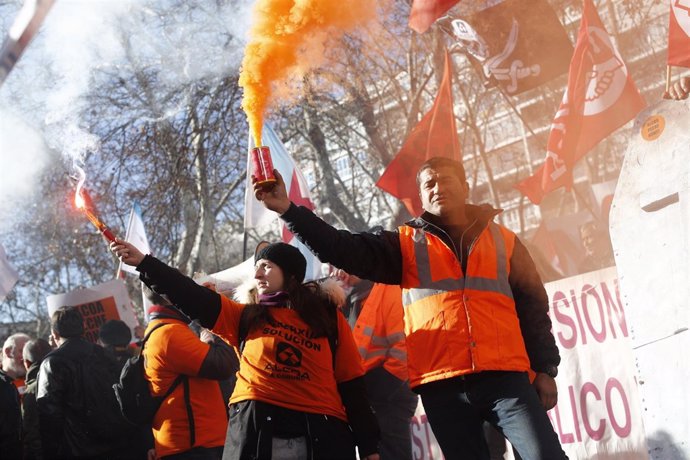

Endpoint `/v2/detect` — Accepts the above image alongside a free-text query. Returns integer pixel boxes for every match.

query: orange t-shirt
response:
[144,319,228,457]
[213,296,364,421]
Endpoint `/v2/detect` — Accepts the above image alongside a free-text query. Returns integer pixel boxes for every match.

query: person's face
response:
[2,337,28,379]
[418,166,469,217]
[581,227,597,256]
[254,259,285,295]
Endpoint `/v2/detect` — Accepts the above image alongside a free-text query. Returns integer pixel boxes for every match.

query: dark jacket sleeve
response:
[36,357,68,458]
[509,238,561,373]
[22,386,43,460]
[197,338,240,380]
[0,373,22,459]
[136,255,222,329]
[282,203,403,284]
[337,376,380,458]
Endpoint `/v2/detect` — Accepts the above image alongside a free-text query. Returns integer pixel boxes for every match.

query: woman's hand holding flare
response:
[110,239,146,267]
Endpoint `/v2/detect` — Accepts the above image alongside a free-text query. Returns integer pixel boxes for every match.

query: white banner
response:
[0,242,19,302]
[407,267,647,459]
[46,279,139,343]
[546,267,647,459]
[119,203,151,276]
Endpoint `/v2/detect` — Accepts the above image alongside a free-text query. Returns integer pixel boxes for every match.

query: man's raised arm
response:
[253,170,403,285]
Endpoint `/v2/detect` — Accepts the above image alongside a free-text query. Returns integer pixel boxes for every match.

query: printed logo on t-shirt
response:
[276,342,302,367]
[264,341,311,381]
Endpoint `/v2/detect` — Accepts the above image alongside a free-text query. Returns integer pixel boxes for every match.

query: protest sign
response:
[46,279,138,343]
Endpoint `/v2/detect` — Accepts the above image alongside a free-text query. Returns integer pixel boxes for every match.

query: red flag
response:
[668,0,690,67]
[409,0,461,34]
[515,0,646,205]
[376,51,461,216]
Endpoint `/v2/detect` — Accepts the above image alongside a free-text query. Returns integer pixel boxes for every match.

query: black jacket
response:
[137,255,380,458]
[22,363,42,460]
[0,368,22,459]
[36,338,133,459]
[280,202,561,376]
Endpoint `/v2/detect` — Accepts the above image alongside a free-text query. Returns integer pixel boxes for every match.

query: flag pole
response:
[663,65,672,99]
[663,65,673,99]
[115,205,136,279]
[243,129,253,261]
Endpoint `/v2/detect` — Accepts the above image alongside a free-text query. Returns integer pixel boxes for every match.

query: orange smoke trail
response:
[239,0,377,145]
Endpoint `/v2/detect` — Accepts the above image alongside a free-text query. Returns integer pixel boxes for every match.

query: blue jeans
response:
[418,371,567,460]
[364,367,418,460]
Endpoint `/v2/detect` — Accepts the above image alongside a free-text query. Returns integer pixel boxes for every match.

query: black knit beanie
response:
[254,242,307,283]
[98,319,132,347]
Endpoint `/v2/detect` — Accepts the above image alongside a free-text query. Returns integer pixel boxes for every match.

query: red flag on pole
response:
[668,0,690,68]
[409,0,461,34]
[376,51,461,216]
[515,0,646,205]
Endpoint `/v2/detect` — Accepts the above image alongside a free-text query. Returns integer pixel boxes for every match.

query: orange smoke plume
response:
[239,0,377,145]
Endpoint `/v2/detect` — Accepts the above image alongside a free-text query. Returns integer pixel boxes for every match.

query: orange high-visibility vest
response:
[351,283,408,382]
[398,222,530,388]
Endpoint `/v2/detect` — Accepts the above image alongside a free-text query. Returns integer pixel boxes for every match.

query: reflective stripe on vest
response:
[357,346,407,362]
[402,223,513,306]
[357,326,406,361]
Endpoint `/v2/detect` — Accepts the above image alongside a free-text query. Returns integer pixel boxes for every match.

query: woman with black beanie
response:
[111,239,380,460]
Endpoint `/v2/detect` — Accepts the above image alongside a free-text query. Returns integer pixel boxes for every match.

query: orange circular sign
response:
[641,115,665,141]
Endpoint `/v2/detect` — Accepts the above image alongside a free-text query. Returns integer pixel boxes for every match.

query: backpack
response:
[113,322,186,427]
[76,343,135,445]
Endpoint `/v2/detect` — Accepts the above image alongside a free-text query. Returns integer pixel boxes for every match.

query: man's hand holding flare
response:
[110,239,146,267]
[252,169,291,215]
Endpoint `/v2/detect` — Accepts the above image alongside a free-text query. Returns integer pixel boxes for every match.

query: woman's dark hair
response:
[243,278,336,339]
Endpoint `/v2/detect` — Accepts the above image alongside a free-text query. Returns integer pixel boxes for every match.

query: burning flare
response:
[74,165,117,243]
[239,0,376,145]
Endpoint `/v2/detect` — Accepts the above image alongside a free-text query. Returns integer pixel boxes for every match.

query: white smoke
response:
[0,112,50,220]
[0,0,253,226]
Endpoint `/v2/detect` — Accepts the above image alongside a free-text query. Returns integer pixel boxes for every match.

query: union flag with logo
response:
[668,0,690,68]
[515,0,646,205]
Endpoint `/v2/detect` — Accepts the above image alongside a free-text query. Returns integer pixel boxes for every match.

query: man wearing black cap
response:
[253,157,566,460]
[98,319,134,368]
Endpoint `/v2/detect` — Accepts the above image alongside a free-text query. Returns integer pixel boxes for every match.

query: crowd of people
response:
[1,77,688,460]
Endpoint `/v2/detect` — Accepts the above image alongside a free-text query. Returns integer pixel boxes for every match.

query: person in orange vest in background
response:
[332,268,418,460]
[253,156,566,460]
[142,289,236,459]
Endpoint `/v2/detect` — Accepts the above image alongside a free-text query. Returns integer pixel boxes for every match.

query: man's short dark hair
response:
[23,338,52,364]
[98,320,132,347]
[416,157,467,186]
[51,306,84,339]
